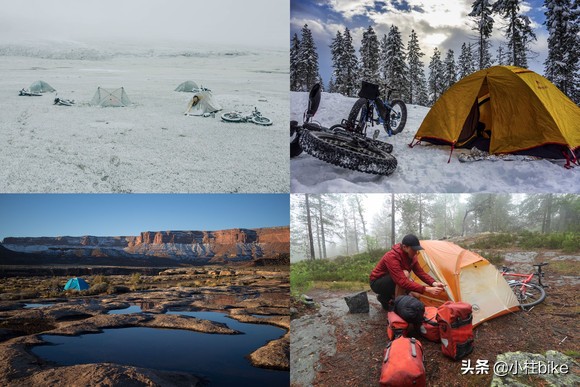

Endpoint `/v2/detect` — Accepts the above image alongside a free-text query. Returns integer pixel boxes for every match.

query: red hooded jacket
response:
[369,243,436,294]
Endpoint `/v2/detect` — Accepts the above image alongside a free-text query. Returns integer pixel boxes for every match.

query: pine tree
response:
[544,0,580,103]
[330,30,345,95]
[493,0,537,67]
[496,43,508,65]
[328,77,336,93]
[297,24,320,91]
[428,48,445,105]
[382,25,409,100]
[359,26,380,85]
[469,0,495,70]
[443,49,457,91]
[406,29,428,105]
[342,28,360,96]
[458,42,475,79]
[290,33,301,91]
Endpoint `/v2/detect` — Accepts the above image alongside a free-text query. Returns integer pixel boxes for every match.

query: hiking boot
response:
[377,294,391,311]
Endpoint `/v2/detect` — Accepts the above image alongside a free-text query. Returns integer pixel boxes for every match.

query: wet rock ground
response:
[0,266,289,386]
[290,251,579,387]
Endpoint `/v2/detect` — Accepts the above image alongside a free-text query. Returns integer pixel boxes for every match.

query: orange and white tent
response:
[410,240,520,327]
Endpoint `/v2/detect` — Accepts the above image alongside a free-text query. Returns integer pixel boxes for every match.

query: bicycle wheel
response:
[290,121,303,158]
[252,116,272,126]
[347,98,368,131]
[388,99,407,135]
[509,282,546,308]
[328,124,393,154]
[221,112,242,122]
[299,129,397,175]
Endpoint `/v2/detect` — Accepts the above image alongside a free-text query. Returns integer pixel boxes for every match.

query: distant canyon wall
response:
[1,227,289,264]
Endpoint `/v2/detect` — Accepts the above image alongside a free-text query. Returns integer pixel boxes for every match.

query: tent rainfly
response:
[412,66,580,161]
[90,87,131,107]
[410,240,520,327]
[29,80,55,93]
[63,277,90,291]
[184,89,222,116]
[175,80,200,92]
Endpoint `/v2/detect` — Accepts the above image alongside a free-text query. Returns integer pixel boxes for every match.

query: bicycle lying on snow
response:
[290,82,399,176]
[501,262,548,308]
[221,107,272,126]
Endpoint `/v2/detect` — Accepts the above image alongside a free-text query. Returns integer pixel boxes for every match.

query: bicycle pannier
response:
[419,306,440,342]
[380,337,426,387]
[436,301,474,360]
[387,310,409,341]
[394,295,425,325]
[358,81,380,100]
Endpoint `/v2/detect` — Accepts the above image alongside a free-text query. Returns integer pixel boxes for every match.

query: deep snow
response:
[0,44,288,193]
[291,91,580,193]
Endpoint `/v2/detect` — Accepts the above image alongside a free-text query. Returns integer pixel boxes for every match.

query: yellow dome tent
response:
[410,240,520,327]
[412,66,580,162]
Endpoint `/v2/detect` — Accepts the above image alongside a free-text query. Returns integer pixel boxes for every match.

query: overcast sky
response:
[291,0,549,85]
[0,0,289,48]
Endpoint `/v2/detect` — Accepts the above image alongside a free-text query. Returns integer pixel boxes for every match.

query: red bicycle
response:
[501,263,548,308]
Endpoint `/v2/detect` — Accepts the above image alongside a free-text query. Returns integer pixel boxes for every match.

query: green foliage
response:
[468,231,580,252]
[477,251,505,266]
[519,231,580,252]
[291,249,386,293]
[469,233,516,249]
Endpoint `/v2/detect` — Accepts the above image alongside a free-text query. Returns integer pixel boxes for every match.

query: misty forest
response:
[291,193,580,262]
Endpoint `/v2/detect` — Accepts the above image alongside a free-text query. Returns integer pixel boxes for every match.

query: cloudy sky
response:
[0,0,289,48]
[291,0,549,85]
[0,194,289,239]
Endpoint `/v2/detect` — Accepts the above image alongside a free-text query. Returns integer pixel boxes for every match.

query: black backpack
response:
[394,295,425,325]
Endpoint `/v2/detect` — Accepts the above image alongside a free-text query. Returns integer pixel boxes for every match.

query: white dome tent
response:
[90,87,131,107]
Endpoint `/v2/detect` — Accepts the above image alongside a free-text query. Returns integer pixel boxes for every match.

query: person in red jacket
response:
[370,234,445,309]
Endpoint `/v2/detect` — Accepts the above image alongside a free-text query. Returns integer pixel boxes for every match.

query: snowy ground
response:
[291,91,580,193]
[0,44,288,193]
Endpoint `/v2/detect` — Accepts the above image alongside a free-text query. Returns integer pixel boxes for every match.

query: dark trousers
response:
[370,274,396,305]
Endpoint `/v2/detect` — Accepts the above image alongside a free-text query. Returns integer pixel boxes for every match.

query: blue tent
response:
[63,277,89,291]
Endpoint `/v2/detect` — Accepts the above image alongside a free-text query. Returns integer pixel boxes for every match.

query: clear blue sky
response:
[292,0,548,87]
[0,194,289,240]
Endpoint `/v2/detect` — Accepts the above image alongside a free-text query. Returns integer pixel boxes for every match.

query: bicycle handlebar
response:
[532,262,549,267]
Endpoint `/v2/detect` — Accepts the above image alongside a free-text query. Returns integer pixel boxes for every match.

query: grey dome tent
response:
[175,80,200,92]
[90,87,131,107]
[29,80,55,93]
[184,89,222,116]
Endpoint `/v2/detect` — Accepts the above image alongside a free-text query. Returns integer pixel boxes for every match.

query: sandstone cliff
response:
[1,227,289,265]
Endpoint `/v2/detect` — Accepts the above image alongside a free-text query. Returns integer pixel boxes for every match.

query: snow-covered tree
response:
[290,33,301,91]
[327,77,336,93]
[493,0,537,67]
[406,29,428,105]
[458,42,476,79]
[330,30,345,94]
[341,28,360,96]
[544,0,580,103]
[381,25,409,100]
[443,49,457,91]
[469,0,495,70]
[297,24,321,91]
[359,26,380,85]
[428,48,445,105]
[496,43,509,65]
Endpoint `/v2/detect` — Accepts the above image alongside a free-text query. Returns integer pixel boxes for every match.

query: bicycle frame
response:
[501,263,548,289]
[360,90,401,136]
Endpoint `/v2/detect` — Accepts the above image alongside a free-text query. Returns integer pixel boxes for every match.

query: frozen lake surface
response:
[0,44,288,193]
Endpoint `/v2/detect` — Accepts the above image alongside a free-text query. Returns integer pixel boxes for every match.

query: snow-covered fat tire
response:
[299,130,397,175]
[388,99,407,135]
[221,112,242,122]
[347,98,368,131]
[252,116,273,126]
[290,122,303,158]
